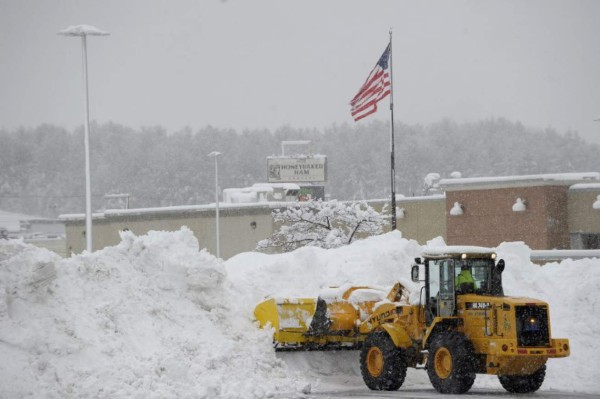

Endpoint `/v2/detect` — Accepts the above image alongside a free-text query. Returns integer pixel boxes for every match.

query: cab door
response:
[425,259,457,325]
[437,259,456,318]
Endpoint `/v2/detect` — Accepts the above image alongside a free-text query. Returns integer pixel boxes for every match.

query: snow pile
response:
[2,229,599,396]
[0,229,294,399]
[227,231,422,315]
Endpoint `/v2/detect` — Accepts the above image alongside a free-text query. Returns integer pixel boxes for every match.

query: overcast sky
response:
[1,0,599,143]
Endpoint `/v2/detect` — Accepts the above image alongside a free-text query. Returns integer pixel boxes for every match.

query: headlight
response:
[524,317,540,332]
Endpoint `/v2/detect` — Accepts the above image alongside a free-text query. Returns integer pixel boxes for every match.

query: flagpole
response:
[389,29,397,230]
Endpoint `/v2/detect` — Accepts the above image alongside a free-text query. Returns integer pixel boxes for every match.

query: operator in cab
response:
[455,262,475,294]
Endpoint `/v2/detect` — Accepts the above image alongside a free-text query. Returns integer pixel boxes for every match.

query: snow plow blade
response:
[254,297,320,349]
[254,284,408,350]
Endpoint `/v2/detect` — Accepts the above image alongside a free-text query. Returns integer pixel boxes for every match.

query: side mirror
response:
[411,265,420,282]
[496,259,505,274]
[414,257,422,265]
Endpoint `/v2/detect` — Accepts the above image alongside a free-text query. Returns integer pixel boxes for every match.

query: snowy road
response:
[272,387,597,398]
[275,351,597,399]
[302,387,597,398]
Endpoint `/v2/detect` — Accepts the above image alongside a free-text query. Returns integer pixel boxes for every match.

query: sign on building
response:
[267,155,327,183]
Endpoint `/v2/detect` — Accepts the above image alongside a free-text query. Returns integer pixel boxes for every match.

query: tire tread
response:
[426,332,476,394]
[360,331,407,391]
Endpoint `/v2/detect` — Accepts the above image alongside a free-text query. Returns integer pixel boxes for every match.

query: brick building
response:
[439,173,600,250]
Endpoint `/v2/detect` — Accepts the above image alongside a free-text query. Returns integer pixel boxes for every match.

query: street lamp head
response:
[282,140,311,145]
[58,25,110,37]
[208,151,222,158]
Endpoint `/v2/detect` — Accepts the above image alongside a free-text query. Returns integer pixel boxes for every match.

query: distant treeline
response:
[1,118,598,217]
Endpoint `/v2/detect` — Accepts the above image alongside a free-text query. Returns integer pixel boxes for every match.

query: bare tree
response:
[256,199,388,252]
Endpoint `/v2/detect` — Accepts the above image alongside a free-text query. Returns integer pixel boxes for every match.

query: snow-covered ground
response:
[1,228,599,398]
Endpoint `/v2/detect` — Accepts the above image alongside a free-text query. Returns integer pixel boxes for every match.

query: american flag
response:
[350,43,391,122]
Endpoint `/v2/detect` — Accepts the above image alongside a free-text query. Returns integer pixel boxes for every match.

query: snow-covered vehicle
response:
[254,246,570,394]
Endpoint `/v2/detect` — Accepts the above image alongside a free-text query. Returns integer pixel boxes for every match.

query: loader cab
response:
[413,247,505,326]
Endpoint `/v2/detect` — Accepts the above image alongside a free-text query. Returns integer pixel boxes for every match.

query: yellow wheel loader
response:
[254,246,570,394]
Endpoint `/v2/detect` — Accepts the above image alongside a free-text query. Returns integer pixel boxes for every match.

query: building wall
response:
[446,186,570,249]
[29,220,65,237]
[544,187,570,249]
[64,198,446,258]
[568,189,600,233]
[65,207,275,259]
[395,197,446,244]
[366,197,446,244]
[568,188,600,249]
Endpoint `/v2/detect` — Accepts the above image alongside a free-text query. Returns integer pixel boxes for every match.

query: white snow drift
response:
[1,228,599,397]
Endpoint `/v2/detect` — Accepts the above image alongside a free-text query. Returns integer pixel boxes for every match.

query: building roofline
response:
[569,183,600,192]
[439,172,599,191]
[367,194,445,204]
[58,201,300,222]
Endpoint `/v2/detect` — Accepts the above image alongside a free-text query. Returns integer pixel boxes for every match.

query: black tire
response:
[360,331,407,391]
[426,332,476,394]
[498,365,546,394]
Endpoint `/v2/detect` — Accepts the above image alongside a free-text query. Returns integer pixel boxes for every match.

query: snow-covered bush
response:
[256,199,388,252]
[423,172,441,195]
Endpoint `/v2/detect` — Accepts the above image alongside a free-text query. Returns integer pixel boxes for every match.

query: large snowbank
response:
[1,228,599,397]
[0,229,294,398]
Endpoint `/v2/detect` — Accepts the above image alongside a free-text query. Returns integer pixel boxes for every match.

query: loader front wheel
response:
[360,331,406,391]
[498,365,546,393]
[426,332,476,394]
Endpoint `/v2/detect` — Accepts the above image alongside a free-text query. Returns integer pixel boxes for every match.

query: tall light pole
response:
[58,25,109,253]
[208,151,222,258]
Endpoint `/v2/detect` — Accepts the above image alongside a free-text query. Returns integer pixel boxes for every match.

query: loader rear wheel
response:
[499,365,546,393]
[426,332,476,394]
[360,331,406,391]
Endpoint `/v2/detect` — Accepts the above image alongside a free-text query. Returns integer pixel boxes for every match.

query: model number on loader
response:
[467,302,491,310]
